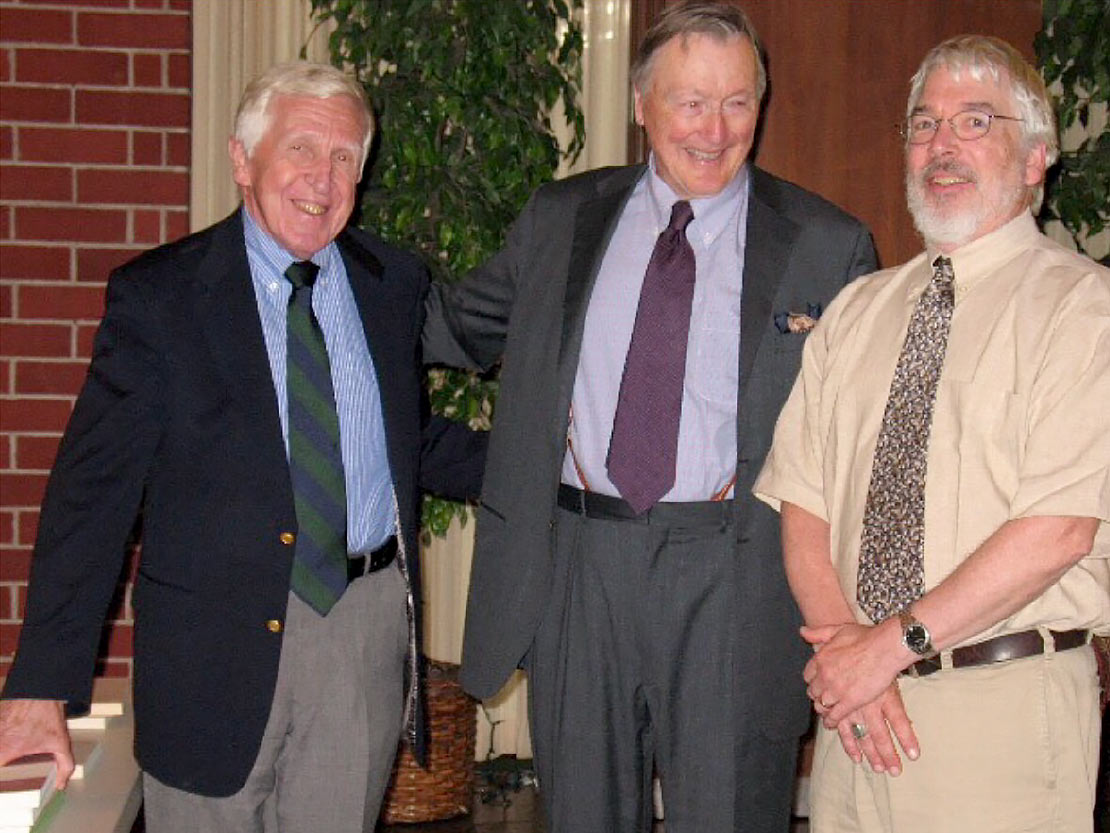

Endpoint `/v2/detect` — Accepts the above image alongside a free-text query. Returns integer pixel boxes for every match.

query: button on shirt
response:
[243,207,395,553]
[562,160,749,501]
[755,212,1110,643]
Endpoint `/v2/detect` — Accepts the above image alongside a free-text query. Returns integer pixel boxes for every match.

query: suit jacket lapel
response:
[738,168,800,404]
[196,212,285,429]
[556,166,645,417]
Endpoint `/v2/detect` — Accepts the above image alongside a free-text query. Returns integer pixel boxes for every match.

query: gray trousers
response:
[143,565,408,833]
[526,502,798,833]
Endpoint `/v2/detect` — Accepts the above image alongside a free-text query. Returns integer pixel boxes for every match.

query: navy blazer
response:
[5,212,484,795]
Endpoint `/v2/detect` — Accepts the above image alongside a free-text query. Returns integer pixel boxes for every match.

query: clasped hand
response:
[802,622,919,775]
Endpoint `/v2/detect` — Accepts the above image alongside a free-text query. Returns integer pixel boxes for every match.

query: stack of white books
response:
[0,757,61,833]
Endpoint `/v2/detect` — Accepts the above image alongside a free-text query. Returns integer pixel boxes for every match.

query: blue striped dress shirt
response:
[242,207,395,553]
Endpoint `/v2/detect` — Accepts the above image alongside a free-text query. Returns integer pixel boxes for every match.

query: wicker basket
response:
[380,660,477,824]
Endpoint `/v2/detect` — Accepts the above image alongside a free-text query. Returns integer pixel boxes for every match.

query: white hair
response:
[907,35,1057,167]
[234,61,374,165]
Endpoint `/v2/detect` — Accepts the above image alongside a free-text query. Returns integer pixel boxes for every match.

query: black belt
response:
[347,536,397,584]
[902,628,1089,678]
[556,484,731,525]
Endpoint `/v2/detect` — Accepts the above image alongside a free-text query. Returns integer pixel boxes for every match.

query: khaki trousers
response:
[810,640,1100,833]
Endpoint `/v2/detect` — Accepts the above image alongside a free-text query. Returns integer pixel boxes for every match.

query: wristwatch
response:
[898,609,937,658]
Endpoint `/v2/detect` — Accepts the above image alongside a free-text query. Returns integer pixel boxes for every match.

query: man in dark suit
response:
[423,3,878,831]
[0,62,481,832]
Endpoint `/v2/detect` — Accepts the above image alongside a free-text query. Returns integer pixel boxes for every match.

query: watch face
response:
[905,623,931,654]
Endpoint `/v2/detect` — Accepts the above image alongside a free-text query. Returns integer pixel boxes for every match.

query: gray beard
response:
[905,169,981,249]
[904,158,1027,251]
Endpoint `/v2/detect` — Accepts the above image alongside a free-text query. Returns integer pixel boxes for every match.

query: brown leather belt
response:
[347,536,397,584]
[902,628,1089,678]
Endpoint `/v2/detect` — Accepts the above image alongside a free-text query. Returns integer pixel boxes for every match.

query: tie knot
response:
[667,200,694,233]
[931,255,954,290]
[285,260,320,290]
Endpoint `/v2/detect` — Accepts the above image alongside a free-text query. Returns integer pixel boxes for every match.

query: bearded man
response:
[755,35,1109,833]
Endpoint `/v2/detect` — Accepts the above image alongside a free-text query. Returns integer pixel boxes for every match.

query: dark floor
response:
[131,721,1110,833]
[378,785,552,833]
[376,786,809,833]
[130,788,802,833]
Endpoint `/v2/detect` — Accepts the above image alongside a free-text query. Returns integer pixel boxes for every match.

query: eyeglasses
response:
[901,109,1024,144]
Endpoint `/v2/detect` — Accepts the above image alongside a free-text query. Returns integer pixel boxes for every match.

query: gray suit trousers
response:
[526,500,798,833]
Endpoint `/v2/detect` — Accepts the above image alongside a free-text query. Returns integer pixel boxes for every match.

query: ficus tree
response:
[308,0,586,534]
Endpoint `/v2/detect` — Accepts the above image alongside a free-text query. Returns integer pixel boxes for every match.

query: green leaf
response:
[1038,0,1108,259]
[313,1,583,536]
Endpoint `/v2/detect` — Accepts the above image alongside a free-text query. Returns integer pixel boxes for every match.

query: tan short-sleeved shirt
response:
[754,212,1110,642]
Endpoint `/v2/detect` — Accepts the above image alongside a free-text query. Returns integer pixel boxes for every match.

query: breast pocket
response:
[943,380,1027,547]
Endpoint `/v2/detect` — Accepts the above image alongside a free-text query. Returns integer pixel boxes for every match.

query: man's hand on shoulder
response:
[0,698,75,789]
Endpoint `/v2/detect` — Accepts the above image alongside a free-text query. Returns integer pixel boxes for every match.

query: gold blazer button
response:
[279,532,295,545]
[266,619,283,633]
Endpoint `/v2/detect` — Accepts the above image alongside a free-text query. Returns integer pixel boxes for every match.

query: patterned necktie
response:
[856,256,955,622]
[285,260,348,615]
[606,200,696,515]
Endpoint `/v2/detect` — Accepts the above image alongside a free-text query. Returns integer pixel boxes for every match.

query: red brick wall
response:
[0,0,191,681]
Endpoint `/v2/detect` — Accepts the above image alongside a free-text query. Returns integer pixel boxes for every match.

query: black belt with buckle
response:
[902,628,1089,677]
[556,484,730,525]
[347,536,398,584]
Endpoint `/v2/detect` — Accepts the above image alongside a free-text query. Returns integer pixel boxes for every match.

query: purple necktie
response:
[607,200,696,514]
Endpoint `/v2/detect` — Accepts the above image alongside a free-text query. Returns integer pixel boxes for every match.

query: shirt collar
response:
[927,211,1038,294]
[241,204,338,282]
[645,155,748,246]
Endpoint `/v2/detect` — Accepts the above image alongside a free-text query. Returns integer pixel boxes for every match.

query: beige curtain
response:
[190,0,330,231]
[190,0,632,758]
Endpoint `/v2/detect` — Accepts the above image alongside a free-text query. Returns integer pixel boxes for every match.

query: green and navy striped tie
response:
[285,260,348,615]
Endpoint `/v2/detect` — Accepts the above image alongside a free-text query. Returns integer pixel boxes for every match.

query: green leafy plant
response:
[1036,0,1110,260]
[308,0,585,536]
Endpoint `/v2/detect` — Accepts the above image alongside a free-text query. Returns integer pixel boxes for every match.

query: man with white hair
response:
[424,3,877,830]
[755,35,1109,832]
[0,62,482,832]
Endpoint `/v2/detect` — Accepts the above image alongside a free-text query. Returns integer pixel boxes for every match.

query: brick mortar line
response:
[6,45,189,51]
[0,278,90,286]
[1,317,103,323]
[3,204,187,210]
[0,243,151,248]
[1,85,192,93]
[0,396,81,401]
[0,162,189,169]
[0,7,187,15]
[0,81,189,89]
[4,430,76,435]
[2,432,78,438]
[2,124,189,131]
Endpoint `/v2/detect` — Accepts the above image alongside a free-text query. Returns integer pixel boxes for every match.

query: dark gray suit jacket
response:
[425,164,877,737]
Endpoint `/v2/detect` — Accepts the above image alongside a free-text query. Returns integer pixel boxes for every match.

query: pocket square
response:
[774,302,823,334]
